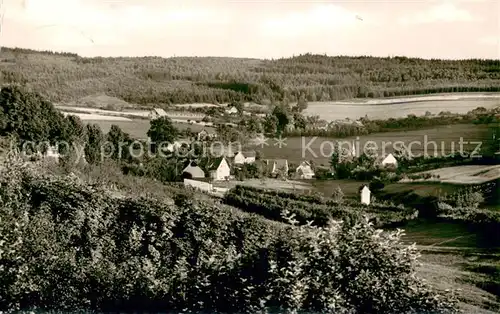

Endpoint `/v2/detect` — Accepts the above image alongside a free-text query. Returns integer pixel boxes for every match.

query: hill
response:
[1,47,500,106]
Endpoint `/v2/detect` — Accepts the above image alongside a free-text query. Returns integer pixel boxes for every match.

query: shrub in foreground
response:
[0,156,457,313]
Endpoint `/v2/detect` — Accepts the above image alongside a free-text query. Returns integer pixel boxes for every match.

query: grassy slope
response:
[2,47,500,106]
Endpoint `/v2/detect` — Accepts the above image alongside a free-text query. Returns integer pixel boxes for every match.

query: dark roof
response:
[182,162,205,178]
[207,156,227,171]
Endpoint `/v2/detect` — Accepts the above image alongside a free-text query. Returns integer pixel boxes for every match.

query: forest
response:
[1,47,500,106]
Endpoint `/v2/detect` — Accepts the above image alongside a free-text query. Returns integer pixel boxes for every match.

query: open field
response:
[61,112,133,121]
[303,97,500,121]
[86,119,214,139]
[252,124,490,165]
[57,105,206,120]
[403,165,500,185]
[383,182,462,198]
[213,178,312,192]
[418,252,500,313]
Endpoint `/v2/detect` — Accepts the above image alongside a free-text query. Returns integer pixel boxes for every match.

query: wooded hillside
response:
[1,46,500,106]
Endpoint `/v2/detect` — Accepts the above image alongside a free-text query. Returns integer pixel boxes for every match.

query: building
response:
[225,106,239,115]
[360,185,371,205]
[182,162,205,179]
[381,153,398,167]
[266,159,289,176]
[207,157,231,181]
[148,108,168,120]
[197,129,216,141]
[44,146,60,161]
[296,161,315,179]
[233,151,256,165]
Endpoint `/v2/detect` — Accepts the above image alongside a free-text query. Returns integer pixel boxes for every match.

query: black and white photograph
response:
[0,0,499,313]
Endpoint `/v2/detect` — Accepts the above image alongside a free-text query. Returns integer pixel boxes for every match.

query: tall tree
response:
[84,124,104,164]
[107,124,132,161]
[147,116,178,144]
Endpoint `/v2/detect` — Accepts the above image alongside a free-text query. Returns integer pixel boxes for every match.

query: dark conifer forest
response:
[1,46,500,105]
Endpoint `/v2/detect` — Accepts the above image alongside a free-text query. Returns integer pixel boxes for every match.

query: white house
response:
[225,106,239,115]
[360,185,371,205]
[197,129,216,141]
[182,162,205,179]
[381,153,398,167]
[296,161,315,179]
[44,146,60,161]
[208,157,231,181]
[266,159,289,176]
[149,108,168,120]
[233,151,256,165]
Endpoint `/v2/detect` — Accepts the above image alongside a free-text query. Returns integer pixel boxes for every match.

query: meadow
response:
[252,123,490,165]
[303,97,500,120]
[86,119,214,139]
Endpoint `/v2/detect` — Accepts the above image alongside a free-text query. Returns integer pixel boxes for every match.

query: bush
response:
[0,157,458,313]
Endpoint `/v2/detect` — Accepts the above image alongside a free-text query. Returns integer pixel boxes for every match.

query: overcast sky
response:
[1,0,499,59]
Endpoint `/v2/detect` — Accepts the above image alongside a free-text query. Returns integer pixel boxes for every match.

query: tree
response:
[272,105,290,134]
[369,177,385,193]
[293,112,306,130]
[84,124,104,164]
[263,114,278,135]
[107,125,132,161]
[147,117,178,153]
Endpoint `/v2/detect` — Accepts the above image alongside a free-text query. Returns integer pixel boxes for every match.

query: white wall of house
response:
[381,154,398,167]
[360,186,371,205]
[234,152,246,165]
[244,156,256,164]
[213,158,231,180]
[184,179,213,192]
[296,166,314,179]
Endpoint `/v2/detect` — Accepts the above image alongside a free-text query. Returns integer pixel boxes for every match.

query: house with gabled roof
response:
[379,153,398,168]
[207,156,231,181]
[233,151,256,165]
[149,108,168,120]
[225,106,239,115]
[182,162,205,179]
[197,128,217,141]
[360,185,371,205]
[296,161,315,179]
[266,159,289,177]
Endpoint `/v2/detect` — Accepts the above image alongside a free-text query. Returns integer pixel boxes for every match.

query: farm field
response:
[303,98,500,121]
[404,164,500,184]
[61,112,133,121]
[214,178,312,192]
[86,119,214,139]
[252,124,490,165]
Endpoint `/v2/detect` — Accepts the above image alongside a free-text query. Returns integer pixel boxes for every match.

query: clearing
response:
[303,95,500,121]
[403,165,500,184]
[251,124,490,165]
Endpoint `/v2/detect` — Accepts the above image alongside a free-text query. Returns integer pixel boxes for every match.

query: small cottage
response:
[197,129,216,141]
[233,151,256,165]
[360,185,371,205]
[296,161,315,179]
[149,108,168,120]
[266,159,289,176]
[207,157,231,181]
[182,162,205,179]
[381,153,398,168]
[225,106,239,115]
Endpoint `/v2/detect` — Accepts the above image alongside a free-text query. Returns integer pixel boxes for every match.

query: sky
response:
[0,0,499,59]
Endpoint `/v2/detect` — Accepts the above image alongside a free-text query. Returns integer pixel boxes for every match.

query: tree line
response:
[1,47,500,106]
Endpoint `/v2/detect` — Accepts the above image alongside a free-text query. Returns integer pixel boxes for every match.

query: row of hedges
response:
[0,157,457,313]
[224,185,417,228]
